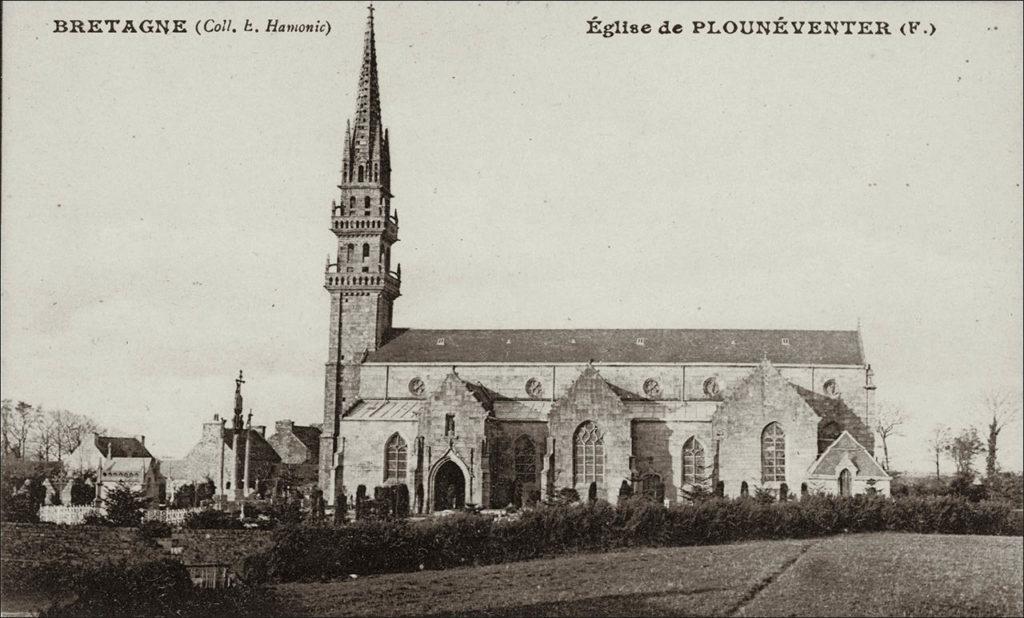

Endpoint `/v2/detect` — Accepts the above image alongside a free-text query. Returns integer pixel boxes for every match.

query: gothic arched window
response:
[573,421,605,489]
[384,433,407,482]
[682,437,705,485]
[362,243,370,261]
[358,165,365,183]
[364,196,371,214]
[349,196,355,213]
[346,244,354,262]
[761,422,786,482]
[514,436,536,483]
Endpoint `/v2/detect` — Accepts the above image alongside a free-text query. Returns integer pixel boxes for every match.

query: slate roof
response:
[222,429,281,463]
[95,436,152,458]
[366,329,864,365]
[344,400,425,420]
[290,426,322,452]
[809,432,888,478]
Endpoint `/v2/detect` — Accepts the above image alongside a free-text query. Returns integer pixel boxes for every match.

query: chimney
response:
[253,425,266,438]
[134,435,145,446]
[202,419,224,440]
[275,420,294,435]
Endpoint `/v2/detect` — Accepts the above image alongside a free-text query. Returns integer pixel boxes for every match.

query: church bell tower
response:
[321,6,401,496]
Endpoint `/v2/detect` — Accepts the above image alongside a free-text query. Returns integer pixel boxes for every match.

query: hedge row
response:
[253,495,1022,583]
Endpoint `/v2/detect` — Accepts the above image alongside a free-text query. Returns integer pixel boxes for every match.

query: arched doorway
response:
[839,469,852,497]
[433,461,465,511]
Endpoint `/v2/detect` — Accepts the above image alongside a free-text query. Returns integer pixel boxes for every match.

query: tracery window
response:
[573,421,605,488]
[761,422,786,482]
[384,433,407,482]
[682,437,705,485]
[514,435,537,483]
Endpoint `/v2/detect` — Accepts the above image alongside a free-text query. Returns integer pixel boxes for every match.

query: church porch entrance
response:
[432,460,465,511]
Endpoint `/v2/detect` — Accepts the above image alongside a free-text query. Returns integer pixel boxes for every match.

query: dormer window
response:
[781,338,790,346]
[635,337,646,346]
[436,337,445,346]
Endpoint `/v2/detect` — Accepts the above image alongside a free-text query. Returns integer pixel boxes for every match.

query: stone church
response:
[318,10,889,512]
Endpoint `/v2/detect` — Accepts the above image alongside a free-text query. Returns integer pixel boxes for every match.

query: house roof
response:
[809,431,888,478]
[290,426,322,452]
[365,328,864,365]
[222,429,281,463]
[95,436,152,459]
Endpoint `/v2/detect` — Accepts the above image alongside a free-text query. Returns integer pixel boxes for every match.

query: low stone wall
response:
[0,523,164,568]
[172,529,275,567]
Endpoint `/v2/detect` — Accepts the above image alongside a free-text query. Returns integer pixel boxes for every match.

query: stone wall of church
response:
[547,369,631,503]
[712,369,820,498]
[357,363,868,409]
[419,376,492,509]
[337,419,417,502]
[630,420,714,505]
[486,421,548,508]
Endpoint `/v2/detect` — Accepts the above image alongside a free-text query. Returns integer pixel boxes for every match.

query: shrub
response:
[752,485,776,505]
[183,508,242,530]
[249,494,1023,584]
[0,490,40,523]
[984,472,1024,506]
[103,482,148,527]
[69,473,97,506]
[172,478,216,509]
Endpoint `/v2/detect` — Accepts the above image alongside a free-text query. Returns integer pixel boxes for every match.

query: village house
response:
[162,414,280,502]
[63,433,163,503]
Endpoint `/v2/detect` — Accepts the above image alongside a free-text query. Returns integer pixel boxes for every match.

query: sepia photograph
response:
[1,1,1022,616]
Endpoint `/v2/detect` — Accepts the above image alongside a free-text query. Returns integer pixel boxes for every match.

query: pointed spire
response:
[353,4,382,149]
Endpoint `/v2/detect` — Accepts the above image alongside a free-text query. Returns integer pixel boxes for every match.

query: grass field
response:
[267,533,1024,617]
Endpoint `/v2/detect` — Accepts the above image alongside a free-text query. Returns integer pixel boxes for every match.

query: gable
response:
[549,365,627,420]
[809,431,888,478]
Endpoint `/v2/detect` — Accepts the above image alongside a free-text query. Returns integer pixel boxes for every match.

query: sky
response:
[2,2,1022,472]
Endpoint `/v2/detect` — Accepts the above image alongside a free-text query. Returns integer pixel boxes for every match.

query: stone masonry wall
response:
[712,363,820,497]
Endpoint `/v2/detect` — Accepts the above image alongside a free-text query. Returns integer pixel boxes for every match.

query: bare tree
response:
[926,424,950,479]
[981,391,1021,478]
[1,399,13,456]
[7,401,40,459]
[33,406,59,460]
[874,403,906,471]
[57,411,102,459]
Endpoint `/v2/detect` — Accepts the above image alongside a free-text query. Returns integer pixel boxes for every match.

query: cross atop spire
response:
[353,4,381,151]
[339,4,390,190]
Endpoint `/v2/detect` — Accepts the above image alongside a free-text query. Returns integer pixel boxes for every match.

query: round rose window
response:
[408,377,426,397]
[525,378,543,399]
[643,378,662,399]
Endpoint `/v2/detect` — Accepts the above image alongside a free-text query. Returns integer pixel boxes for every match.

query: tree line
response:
[1,398,105,461]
